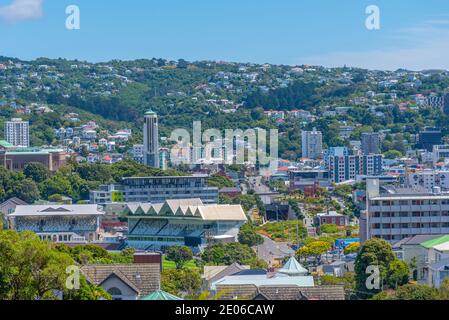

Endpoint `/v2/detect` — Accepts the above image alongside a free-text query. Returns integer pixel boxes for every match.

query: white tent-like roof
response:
[277,256,308,276]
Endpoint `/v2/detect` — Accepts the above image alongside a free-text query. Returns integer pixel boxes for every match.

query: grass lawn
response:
[162,256,198,270]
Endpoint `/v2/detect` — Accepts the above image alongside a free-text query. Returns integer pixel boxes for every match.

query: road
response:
[256,235,294,266]
[249,176,271,194]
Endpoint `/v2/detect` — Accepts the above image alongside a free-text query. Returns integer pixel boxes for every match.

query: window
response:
[108,287,123,300]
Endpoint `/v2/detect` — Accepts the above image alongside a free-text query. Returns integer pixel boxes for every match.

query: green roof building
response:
[421,235,449,249]
[140,290,183,301]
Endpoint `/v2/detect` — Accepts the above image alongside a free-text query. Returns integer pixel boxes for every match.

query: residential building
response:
[433,145,449,165]
[361,132,380,155]
[407,170,449,192]
[0,197,28,228]
[5,118,29,147]
[315,211,348,227]
[81,252,162,300]
[361,179,449,243]
[143,110,159,168]
[326,148,382,183]
[301,128,323,159]
[202,263,250,289]
[392,234,440,280]
[90,175,219,205]
[132,144,144,164]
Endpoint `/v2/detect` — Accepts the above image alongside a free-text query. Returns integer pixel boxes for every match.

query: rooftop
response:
[392,234,442,248]
[421,235,449,249]
[126,199,247,222]
[81,263,160,297]
[211,275,315,290]
[277,256,308,276]
[10,204,104,217]
[140,290,182,301]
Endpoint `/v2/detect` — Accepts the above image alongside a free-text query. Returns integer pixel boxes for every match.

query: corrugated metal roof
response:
[421,235,449,249]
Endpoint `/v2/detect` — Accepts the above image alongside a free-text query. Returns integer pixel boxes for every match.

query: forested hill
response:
[3,56,449,160]
[0,56,354,124]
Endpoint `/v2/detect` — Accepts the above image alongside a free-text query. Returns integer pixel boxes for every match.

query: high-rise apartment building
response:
[301,128,323,159]
[5,118,30,147]
[326,147,382,183]
[361,132,380,155]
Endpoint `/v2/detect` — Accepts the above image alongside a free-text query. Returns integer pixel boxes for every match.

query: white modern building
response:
[9,204,104,243]
[143,110,159,168]
[5,118,30,147]
[433,145,449,165]
[301,128,323,159]
[361,179,449,243]
[407,170,449,192]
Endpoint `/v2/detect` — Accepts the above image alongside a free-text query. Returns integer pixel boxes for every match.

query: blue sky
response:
[1,0,449,70]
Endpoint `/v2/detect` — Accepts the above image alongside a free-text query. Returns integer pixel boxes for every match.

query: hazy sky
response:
[1,0,449,70]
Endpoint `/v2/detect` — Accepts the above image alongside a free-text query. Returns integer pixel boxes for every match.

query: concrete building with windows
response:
[90,174,219,205]
[407,170,449,192]
[0,146,67,172]
[5,118,30,147]
[301,128,323,159]
[326,148,382,183]
[433,145,449,165]
[143,110,159,168]
[361,132,380,155]
[361,179,449,243]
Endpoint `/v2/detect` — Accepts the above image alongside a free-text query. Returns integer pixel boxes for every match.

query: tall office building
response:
[143,111,159,168]
[361,132,380,155]
[5,118,30,147]
[301,128,323,159]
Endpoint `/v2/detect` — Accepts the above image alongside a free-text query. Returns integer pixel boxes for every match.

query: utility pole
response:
[296,222,299,249]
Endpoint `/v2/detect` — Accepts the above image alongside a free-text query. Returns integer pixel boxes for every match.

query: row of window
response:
[372,212,449,218]
[371,199,449,206]
[372,223,449,229]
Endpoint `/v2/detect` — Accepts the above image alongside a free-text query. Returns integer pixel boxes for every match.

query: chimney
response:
[133,252,162,271]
